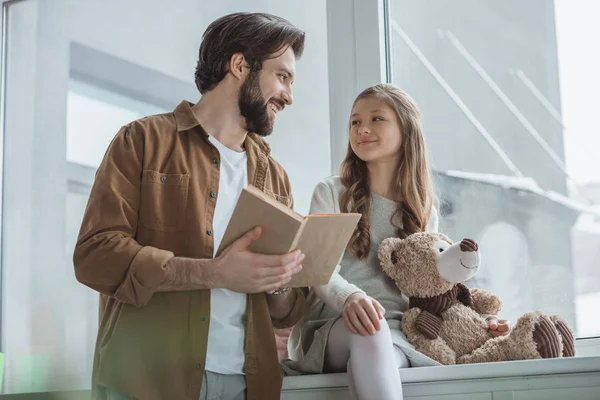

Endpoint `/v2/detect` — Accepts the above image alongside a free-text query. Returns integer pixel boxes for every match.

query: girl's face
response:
[349,96,403,164]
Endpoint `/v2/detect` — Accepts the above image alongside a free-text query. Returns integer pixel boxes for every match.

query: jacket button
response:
[160,175,167,183]
[196,363,203,369]
[212,158,219,164]
[207,230,213,236]
[210,191,217,198]
[200,316,208,322]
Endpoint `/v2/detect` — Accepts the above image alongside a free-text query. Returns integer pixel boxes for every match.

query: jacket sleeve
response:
[73,124,173,307]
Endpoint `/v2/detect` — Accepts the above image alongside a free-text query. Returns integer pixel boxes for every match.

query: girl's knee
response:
[372,317,392,337]
[350,318,393,348]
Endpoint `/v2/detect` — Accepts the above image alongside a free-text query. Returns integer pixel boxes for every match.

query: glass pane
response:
[67,78,167,168]
[1,0,330,394]
[64,186,97,390]
[388,0,600,338]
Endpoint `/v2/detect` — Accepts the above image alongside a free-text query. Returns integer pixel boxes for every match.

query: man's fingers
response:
[276,265,302,285]
[254,250,303,269]
[232,226,262,251]
[488,318,499,330]
[254,254,304,279]
[259,271,295,286]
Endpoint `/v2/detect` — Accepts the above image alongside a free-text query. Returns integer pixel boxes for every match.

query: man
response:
[74,12,306,400]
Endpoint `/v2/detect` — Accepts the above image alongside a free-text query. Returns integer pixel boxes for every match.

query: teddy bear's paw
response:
[470,288,502,316]
[549,315,575,357]
[532,315,562,359]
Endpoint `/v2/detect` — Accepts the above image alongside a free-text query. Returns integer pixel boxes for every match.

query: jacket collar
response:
[173,100,271,156]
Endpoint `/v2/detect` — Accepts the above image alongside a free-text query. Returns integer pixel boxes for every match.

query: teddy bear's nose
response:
[460,238,479,252]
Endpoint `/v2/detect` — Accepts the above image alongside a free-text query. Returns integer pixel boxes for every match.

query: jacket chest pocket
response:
[139,170,189,231]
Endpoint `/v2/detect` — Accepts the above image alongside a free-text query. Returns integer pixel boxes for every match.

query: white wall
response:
[1,0,331,393]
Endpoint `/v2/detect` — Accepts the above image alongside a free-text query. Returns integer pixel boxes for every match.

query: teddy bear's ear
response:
[378,237,405,265]
[380,237,404,251]
[439,233,453,244]
[390,250,398,265]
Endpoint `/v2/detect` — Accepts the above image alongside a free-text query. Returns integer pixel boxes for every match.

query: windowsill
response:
[281,355,600,391]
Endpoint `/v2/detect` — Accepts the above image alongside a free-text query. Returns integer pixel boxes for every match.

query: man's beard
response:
[238,69,274,137]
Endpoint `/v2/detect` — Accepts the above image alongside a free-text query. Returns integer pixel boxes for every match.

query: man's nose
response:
[281,88,293,106]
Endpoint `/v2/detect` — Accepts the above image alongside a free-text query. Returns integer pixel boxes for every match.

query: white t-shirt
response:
[205,135,248,375]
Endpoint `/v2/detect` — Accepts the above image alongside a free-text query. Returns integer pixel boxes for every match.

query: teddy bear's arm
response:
[469,287,502,315]
[456,283,474,307]
[415,310,443,339]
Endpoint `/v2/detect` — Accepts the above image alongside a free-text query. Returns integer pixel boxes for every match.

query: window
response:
[387,0,600,339]
[67,78,166,168]
[63,80,170,390]
[4,0,595,396]
[1,0,330,394]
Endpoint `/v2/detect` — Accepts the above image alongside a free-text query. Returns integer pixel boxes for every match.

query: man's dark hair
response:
[195,12,305,94]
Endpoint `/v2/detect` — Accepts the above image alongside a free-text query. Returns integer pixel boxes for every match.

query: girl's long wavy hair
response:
[340,84,434,259]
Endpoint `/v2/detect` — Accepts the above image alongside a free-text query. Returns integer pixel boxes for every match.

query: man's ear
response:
[229,52,250,81]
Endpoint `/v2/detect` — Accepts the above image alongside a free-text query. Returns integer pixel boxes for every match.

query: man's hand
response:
[342,292,385,336]
[212,226,304,293]
[487,316,511,337]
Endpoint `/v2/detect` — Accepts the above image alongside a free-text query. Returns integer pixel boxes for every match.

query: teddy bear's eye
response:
[434,239,451,254]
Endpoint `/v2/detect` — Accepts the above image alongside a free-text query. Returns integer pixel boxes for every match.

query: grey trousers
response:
[103,370,246,400]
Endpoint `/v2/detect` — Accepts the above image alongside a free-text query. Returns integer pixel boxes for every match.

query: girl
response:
[282,84,509,399]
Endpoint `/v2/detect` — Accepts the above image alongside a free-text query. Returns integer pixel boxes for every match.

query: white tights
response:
[324,317,408,400]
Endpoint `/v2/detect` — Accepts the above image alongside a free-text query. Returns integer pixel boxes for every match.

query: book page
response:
[288,213,361,287]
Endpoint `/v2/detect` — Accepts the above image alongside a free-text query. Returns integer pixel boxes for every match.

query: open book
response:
[216,185,361,287]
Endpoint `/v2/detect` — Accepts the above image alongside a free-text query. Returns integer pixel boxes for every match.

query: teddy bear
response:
[377,232,575,365]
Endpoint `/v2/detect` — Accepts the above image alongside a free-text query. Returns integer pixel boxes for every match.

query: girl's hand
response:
[487,316,511,337]
[342,292,386,336]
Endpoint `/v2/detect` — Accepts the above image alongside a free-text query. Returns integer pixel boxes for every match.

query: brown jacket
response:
[73,101,306,400]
